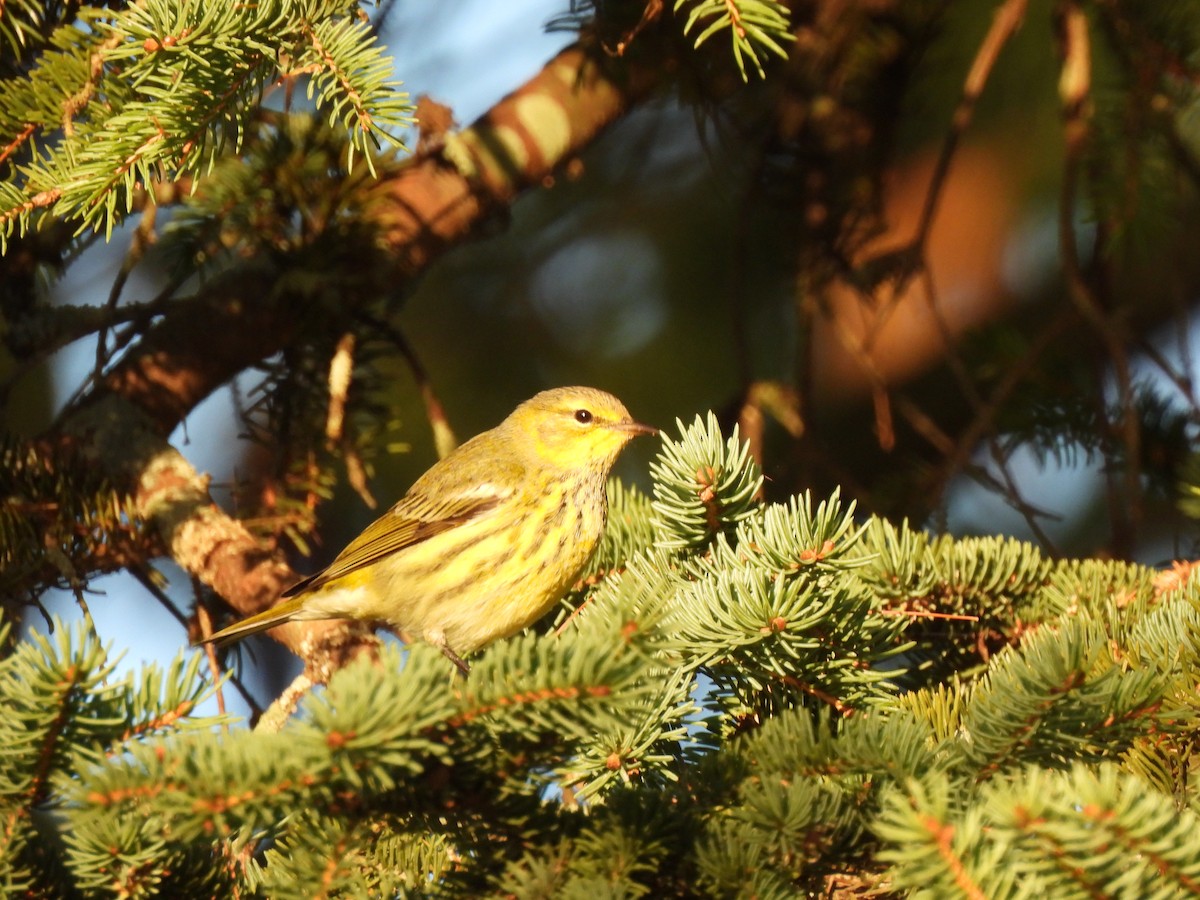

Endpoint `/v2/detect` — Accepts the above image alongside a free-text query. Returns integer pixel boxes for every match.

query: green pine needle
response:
[650,412,763,553]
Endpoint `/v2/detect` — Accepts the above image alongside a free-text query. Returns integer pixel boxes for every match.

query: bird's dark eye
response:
[574,409,593,424]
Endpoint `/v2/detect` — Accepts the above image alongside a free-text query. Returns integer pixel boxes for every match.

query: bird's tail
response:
[197,595,309,646]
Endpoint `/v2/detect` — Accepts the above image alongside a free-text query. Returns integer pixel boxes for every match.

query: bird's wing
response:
[282,476,514,597]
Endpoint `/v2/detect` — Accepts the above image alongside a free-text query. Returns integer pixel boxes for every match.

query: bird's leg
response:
[426,628,471,675]
[441,644,471,676]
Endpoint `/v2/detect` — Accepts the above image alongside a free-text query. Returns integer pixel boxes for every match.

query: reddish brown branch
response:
[28,663,84,806]
[1056,1,1141,555]
[367,44,658,274]
[918,813,987,900]
[912,0,1029,254]
[0,123,37,168]
[355,311,458,458]
[853,0,1029,330]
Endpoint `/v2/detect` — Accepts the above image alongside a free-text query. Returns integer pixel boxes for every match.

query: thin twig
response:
[129,566,189,629]
[94,204,158,383]
[1056,0,1141,555]
[826,0,1034,461]
[778,673,852,717]
[984,434,1060,549]
[821,282,898,450]
[912,269,1060,551]
[555,597,594,637]
[1134,336,1200,422]
[130,567,259,717]
[878,608,980,622]
[55,272,198,415]
[355,311,458,458]
[928,309,1075,503]
[0,123,37,168]
[194,596,228,725]
[895,396,1060,547]
[912,0,1030,256]
[854,0,1030,339]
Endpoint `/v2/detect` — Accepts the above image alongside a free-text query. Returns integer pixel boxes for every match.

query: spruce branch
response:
[252,814,376,900]
[878,763,1200,897]
[874,775,993,900]
[650,412,763,553]
[665,564,903,714]
[5,2,1200,892]
[491,791,676,899]
[295,10,412,173]
[691,710,935,895]
[61,635,670,885]
[961,615,1166,779]
[0,432,156,603]
[9,414,1200,893]
[0,0,53,60]
[446,615,662,752]
[0,614,226,894]
[0,0,415,246]
[673,0,790,81]
[563,664,698,798]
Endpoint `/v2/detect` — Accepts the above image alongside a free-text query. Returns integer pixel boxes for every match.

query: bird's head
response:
[506,387,657,472]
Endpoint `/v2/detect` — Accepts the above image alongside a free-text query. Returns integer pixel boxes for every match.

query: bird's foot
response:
[440,643,471,676]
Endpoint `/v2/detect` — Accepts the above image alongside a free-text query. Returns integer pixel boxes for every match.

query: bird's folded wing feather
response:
[282,481,512,597]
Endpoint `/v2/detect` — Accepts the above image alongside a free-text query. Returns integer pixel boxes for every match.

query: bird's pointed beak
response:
[612,418,659,438]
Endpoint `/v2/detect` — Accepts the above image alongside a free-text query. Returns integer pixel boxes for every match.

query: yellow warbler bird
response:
[202,387,656,672]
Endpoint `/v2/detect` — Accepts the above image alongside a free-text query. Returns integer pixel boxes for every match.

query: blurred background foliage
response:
[2,0,1200,710]
[381,0,1200,557]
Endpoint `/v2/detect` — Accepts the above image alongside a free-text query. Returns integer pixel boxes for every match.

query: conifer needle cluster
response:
[3,416,1197,897]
